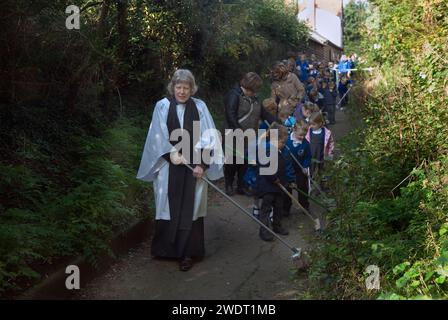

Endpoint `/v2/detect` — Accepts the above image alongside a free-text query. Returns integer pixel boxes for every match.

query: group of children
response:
[246,98,334,241]
[243,52,346,241]
[290,53,354,124]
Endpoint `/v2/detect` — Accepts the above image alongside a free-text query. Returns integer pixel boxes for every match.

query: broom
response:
[291,185,330,212]
[276,182,322,232]
[183,162,306,267]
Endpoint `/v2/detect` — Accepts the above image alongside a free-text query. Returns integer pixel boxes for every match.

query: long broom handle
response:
[283,143,327,198]
[336,86,352,107]
[183,163,300,254]
[292,185,329,211]
[276,182,318,223]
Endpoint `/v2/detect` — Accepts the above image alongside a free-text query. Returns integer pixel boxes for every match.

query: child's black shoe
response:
[259,227,274,241]
[225,185,234,196]
[273,225,289,235]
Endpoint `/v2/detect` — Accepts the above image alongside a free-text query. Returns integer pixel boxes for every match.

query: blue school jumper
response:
[296,60,309,82]
[256,142,290,197]
[286,135,311,173]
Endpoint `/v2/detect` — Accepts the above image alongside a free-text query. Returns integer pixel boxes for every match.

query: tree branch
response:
[81,1,104,13]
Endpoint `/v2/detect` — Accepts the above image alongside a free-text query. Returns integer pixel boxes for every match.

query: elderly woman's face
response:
[174,82,191,103]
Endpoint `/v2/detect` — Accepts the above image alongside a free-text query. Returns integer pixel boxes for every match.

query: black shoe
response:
[237,186,253,196]
[259,227,274,241]
[273,225,289,235]
[244,187,254,196]
[225,185,234,196]
[179,257,193,271]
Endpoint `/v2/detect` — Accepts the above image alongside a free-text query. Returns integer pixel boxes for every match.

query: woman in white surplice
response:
[137,69,223,271]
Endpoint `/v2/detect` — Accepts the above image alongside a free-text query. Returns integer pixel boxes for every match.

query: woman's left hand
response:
[192,165,204,179]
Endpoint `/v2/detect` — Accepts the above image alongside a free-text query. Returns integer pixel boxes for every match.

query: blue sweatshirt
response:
[285,133,311,173]
[338,60,351,74]
[256,142,290,196]
[322,88,338,106]
[296,60,309,82]
[338,81,352,96]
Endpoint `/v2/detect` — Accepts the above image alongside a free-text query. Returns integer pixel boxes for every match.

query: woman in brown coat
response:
[270,61,305,111]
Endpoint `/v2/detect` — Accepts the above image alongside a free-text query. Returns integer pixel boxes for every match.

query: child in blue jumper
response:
[248,97,279,217]
[256,124,291,241]
[286,121,312,211]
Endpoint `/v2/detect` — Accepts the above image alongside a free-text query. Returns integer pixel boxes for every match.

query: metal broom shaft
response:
[283,140,328,198]
[293,185,330,211]
[336,86,352,108]
[276,182,321,231]
[183,163,300,255]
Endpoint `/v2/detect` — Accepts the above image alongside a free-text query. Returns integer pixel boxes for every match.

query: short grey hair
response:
[167,69,198,96]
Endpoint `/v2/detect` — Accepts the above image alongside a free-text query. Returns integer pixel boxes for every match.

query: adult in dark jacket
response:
[223,72,277,196]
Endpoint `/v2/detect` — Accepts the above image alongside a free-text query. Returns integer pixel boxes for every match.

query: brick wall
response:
[297,40,342,65]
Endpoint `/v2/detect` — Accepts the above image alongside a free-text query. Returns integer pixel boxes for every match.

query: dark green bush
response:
[306,0,448,299]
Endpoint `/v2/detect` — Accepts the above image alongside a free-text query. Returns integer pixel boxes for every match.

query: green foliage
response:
[343,0,369,54]
[251,0,308,48]
[0,115,153,295]
[193,0,309,90]
[305,0,448,299]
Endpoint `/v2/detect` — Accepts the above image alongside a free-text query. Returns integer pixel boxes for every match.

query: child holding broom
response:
[285,120,312,212]
[256,124,290,241]
[249,98,279,217]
